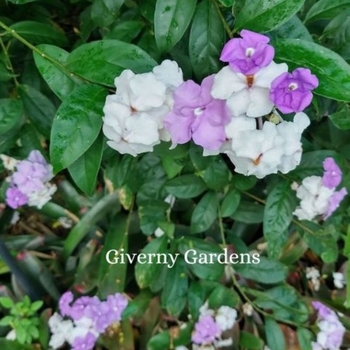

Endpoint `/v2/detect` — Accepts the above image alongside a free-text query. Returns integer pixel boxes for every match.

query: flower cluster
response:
[48,291,128,350]
[312,301,345,350]
[3,150,56,209]
[293,158,347,221]
[102,29,318,179]
[190,302,237,349]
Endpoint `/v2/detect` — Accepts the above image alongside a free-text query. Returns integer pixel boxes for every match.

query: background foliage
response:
[1,0,350,349]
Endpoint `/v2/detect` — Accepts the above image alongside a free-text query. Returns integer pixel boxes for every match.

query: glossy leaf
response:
[104,21,145,41]
[135,236,168,288]
[66,40,157,86]
[263,181,296,258]
[234,257,288,284]
[297,328,313,350]
[189,0,225,79]
[165,174,207,198]
[191,191,218,233]
[265,318,286,350]
[232,201,264,224]
[0,99,23,135]
[91,0,124,27]
[270,15,313,41]
[68,134,103,196]
[50,84,107,172]
[33,45,79,100]
[10,21,68,46]
[274,39,350,102]
[239,332,264,349]
[329,108,350,130]
[19,85,56,138]
[305,0,350,22]
[220,188,241,217]
[234,0,305,33]
[154,0,197,52]
[161,257,188,316]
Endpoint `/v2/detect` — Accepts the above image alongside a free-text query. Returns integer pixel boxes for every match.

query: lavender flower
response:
[192,315,221,345]
[5,188,28,209]
[220,29,275,75]
[322,158,342,189]
[312,301,345,350]
[164,75,230,151]
[324,188,347,220]
[72,332,97,350]
[5,150,56,209]
[270,68,318,113]
[106,293,128,324]
[59,291,74,317]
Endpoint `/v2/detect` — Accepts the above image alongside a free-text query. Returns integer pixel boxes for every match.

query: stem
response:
[211,0,233,39]
[0,36,19,87]
[0,20,101,87]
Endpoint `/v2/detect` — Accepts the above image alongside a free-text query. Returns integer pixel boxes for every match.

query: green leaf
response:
[98,214,128,298]
[297,328,313,350]
[221,188,241,217]
[189,0,225,80]
[161,257,188,316]
[219,0,234,6]
[33,45,79,100]
[274,39,350,102]
[10,21,68,46]
[239,332,264,349]
[66,40,157,86]
[231,201,264,224]
[305,0,350,22]
[154,0,197,52]
[50,84,107,172]
[234,256,288,284]
[265,317,286,350]
[30,301,43,313]
[178,237,225,281]
[7,0,38,3]
[105,21,145,42]
[264,181,296,258]
[165,174,207,198]
[0,339,32,350]
[200,157,230,190]
[270,15,313,41]
[91,0,124,27]
[232,174,257,190]
[329,108,350,130]
[191,191,218,233]
[19,85,56,138]
[68,134,103,196]
[0,98,23,135]
[135,236,168,288]
[0,297,14,309]
[234,0,305,33]
[0,316,14,326]
[208,284,239,309]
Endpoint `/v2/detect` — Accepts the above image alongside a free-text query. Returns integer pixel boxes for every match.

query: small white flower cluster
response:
[306,266,321,291]
[103,60,183,156]
[49,313,97,349]
[333,272,346,289]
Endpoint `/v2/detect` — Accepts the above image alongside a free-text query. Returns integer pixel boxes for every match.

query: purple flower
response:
[270,68,318,114]
[322,157,342,189]
[70,296,101,321]
[220,29,275,75]
[105,293,128,324]
[164,75,230,150]
[324,188,347,219]
[191,315,221,345]
[59,291,74,317]
[5,187,28,209]
[72,332,97,350]
[312,301,334,319]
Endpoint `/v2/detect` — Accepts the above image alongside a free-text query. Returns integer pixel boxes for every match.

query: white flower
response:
[48,313,74,349]
[306,267,321,291]
[199,301,214,317]
[242,303,253,316]
[10,211,20,225]
[58,217,73,229]
[103,60,183,156]
[154,227,165,238]
[174,346,189,350]
[215,306,237,331]
[0,154,18,171]
[6,329,16,340]
[27,183,57,209]
[293,176,334,221]
[214,338,233,347]
[211,61,288,118]
[333,272,346,289]
[224,113,309,178]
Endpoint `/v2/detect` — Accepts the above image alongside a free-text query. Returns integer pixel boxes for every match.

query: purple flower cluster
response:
[192,315,221,345]
[322,158,347,219]
[50,291,128,350]
[312,301,345,350]
[164,75,230,151]
[5,150,56,209]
